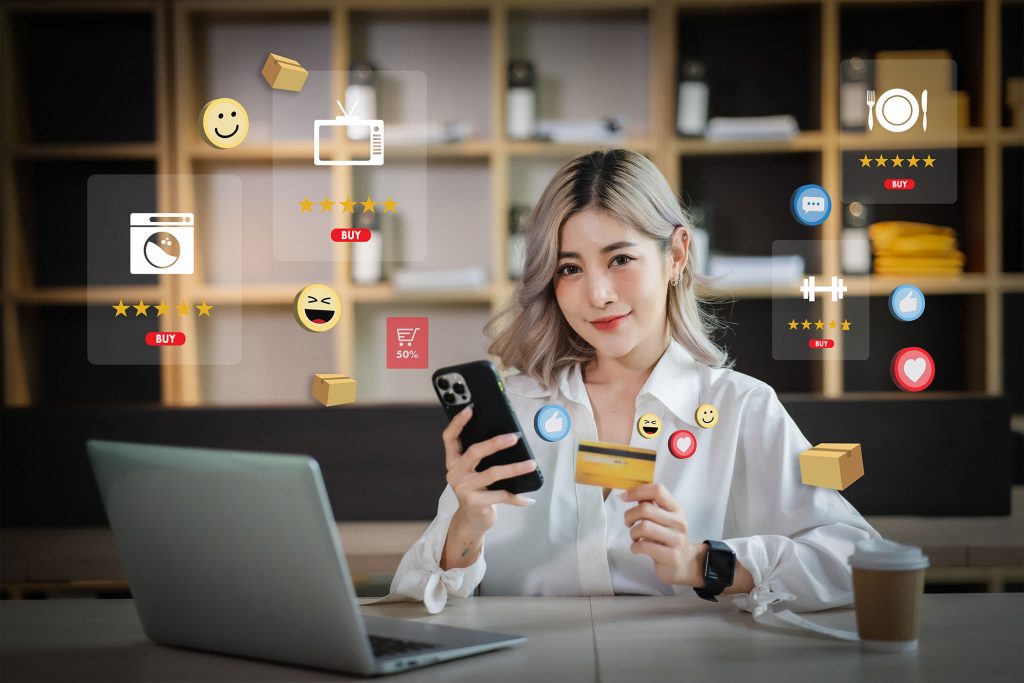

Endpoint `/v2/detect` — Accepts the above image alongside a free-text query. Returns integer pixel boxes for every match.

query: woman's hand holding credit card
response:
[575,440,705,587]
[621,482,707,587]
[440,406,538,570]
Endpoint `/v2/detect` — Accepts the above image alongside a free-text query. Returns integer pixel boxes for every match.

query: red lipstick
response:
[589,313,629,331]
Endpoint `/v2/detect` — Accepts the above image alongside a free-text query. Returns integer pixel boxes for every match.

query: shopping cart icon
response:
[396,327,420,347]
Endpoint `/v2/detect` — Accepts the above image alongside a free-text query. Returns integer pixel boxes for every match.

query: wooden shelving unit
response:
[2,0,1022,408]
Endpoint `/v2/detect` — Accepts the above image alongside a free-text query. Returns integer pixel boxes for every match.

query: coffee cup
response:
[848,538,929,652]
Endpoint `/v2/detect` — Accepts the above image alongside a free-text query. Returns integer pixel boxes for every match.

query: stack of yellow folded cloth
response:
[869,221,966,275]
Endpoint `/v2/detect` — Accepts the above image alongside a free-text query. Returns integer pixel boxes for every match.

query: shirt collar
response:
[642,340,702,425]
[558,340,702,426]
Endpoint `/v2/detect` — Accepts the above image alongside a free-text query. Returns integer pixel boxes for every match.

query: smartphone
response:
[432,361,543,494]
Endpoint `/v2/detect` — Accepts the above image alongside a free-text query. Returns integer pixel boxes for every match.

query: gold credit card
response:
[575,440,656,490]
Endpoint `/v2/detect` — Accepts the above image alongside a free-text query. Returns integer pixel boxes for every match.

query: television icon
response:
[313,100,384,166]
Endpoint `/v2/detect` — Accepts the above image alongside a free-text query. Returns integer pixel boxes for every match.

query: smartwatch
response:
[693,540,736,602]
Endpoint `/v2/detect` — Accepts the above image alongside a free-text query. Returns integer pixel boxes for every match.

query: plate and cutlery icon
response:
[867,88,928,133]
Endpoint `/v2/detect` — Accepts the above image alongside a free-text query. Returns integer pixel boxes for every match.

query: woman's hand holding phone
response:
[440,406,537,570]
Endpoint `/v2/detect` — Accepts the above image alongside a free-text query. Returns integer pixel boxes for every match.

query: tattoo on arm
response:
[460,541,476,558]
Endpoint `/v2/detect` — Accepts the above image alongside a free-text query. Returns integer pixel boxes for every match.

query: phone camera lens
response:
[443,392,456,404]
[437,378,450,390]
[452,382,466,394]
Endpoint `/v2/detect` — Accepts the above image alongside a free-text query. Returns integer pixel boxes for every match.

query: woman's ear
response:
[669,225,689,283]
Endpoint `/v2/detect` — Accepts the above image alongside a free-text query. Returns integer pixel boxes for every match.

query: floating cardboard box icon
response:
[261,53,309,92]
[312,373,357,406]
[799,443,864,491]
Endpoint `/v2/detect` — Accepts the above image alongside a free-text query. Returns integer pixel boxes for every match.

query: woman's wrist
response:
[440,509,487,570]
[684,541,754,594]
[689,541,708,589]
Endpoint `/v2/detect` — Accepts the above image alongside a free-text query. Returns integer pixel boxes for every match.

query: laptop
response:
[87,439,525,676]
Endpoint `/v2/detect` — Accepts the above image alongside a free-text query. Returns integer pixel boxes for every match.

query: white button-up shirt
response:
[384,341,879,614]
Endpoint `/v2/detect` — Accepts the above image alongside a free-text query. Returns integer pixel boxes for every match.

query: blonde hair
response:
[486,149,730,389]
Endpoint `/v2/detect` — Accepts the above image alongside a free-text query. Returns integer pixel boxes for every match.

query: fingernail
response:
[620,493,629,501]
[519,497,536,505]
[462,406,473,415]
[504,433,519,444]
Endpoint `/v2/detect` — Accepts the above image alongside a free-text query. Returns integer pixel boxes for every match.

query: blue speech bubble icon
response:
[791,184,832,226]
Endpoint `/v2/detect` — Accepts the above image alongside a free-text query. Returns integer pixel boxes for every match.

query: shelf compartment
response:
[9,11,157,144]
[842,294,983,393]
[677,3,821,133]
[509,8,651,140]
[839,1,984,128]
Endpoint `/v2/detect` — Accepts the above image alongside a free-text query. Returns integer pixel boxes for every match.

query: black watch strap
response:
[693,540,736,602]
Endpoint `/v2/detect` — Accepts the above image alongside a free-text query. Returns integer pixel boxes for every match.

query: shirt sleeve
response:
[375,484,487,614]
[721,384,881,613]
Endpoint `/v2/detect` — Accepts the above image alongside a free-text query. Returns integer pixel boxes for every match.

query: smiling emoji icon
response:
[199,97,250,149]
[294,284,340,332]
[695,403,719,429]
[637,413,662,439]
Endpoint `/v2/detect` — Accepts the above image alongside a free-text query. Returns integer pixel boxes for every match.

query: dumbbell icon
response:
[800,275,848,302]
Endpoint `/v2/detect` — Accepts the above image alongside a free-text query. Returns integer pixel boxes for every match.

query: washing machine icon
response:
[129,213,195,275]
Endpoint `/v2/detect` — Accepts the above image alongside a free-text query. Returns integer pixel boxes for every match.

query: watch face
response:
[705,547,736,585]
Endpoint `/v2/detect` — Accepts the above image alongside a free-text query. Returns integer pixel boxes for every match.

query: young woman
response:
[384,149,878,615]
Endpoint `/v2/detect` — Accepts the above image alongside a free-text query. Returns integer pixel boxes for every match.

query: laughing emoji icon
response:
[637,413,662,439]
[294,284,340,332]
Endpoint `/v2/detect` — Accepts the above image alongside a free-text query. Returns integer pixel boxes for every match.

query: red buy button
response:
[884,178,916,190]
[809,339,835,349]
[331,228,372,243]
[146,331,186,346]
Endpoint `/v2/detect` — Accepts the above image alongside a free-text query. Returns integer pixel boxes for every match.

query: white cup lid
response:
[848,538,930,571]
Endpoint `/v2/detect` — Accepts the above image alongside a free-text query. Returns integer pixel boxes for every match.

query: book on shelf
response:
[392,266,489,291]
[705,254,805,288]
[704,115,799,141]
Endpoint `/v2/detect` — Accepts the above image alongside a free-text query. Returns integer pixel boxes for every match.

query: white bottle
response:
[677,61,709,136]
[351,213,383,284]
[507,60,536,140]
[345,63,377,141]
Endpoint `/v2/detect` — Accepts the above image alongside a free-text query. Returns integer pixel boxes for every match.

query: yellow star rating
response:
[112,301,216,318]
[786,318,853,332]
[860,153,938,169]
[300,196,398,214]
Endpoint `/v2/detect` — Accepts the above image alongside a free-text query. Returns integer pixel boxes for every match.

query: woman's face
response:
[554,209,679,360]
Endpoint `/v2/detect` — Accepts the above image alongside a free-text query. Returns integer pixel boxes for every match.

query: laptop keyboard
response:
[368,634,439,658]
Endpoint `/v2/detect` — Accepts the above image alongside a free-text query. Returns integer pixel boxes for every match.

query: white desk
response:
[2,595,1022,682]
